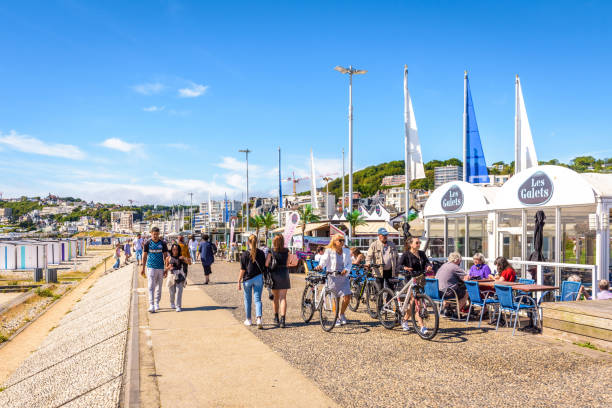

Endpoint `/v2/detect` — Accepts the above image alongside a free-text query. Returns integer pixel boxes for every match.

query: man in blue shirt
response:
[141,227,168,312]
[198,234,217,284]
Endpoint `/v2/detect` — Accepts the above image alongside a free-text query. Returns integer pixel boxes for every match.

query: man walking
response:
[198,234,217,284]
[365,228,398,291]
[133,233,144,265]
[141,227,168,312]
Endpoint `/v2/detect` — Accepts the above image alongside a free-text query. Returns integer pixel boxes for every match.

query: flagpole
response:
[278,147,282,225]
[404,65,411,219]
[463,70,468,182]
[341,148,345,213]
[515,74,520,174]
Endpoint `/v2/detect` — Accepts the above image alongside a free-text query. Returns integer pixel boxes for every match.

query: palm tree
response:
[260,212,277,245]
[345,210,367,244]
[297,204,320,249]
[248,215,264,244]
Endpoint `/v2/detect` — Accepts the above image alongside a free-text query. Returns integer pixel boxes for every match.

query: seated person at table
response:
[493,256,516,282]
[596,279,612,300]
[435,252,469,313]
[568,274,590,300]
[468,253,491,280]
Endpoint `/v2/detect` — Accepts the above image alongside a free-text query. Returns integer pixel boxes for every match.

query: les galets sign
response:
[441,185,463,212]
[518,171,553,206]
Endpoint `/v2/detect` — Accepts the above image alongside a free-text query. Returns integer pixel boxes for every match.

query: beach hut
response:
[0,242,17,270]
[60,240,70,262]
[69,239,78,260]
[14,241,46,269]
[45,241,61,265]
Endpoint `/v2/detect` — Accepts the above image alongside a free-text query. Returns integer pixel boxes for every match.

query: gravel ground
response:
[192,261,612,408]
[0,264,133,408]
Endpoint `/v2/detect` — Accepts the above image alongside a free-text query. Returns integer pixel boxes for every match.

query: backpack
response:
[269,251,278,272]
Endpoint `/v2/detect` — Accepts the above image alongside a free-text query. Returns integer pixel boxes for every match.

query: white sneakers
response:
[402,321,413,331]
[148,305,155,313]
[256,317,263,329]
[170,304,176,310]
[335,314,348,326]
[154,304,159,312]
[176,307,181,312]
[244,318,252,326]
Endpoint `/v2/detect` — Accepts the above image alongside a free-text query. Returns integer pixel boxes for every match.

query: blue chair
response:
[305,259,319,273]
[555,280,581,301]
[516,278,535,297]
[494,284,540,335]
[465,281,499,328]
[425,278,460,317]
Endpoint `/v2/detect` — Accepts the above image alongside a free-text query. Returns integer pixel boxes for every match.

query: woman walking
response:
[316,234,352,326]
[266,235,290,328]
[238,234,265,329]
[165,243,192,312]
[398,236,433,332]
[198,234,217,284]
[188,235,198,263]
[113,243,122,269]
[124,240,132,264]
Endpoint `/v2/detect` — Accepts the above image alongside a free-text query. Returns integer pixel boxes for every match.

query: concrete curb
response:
[121,263,140,407]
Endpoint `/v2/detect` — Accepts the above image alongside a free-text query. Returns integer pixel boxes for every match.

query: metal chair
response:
[425,278,460,318]
[465,281,498,328]
[305,259,319,273]
[494,284,540,335]
[554,280,581,302]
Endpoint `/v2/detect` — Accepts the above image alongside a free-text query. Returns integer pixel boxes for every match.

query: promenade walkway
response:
[141,263,336,408]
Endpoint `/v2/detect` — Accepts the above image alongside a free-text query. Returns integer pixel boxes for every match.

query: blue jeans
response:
[243,274,263,319]
[113,257,120,269]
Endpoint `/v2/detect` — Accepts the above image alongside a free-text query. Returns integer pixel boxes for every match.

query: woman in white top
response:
[316,234,352,326]
[314,246,325,263]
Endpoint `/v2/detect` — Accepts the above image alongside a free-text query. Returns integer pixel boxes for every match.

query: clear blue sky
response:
[0,0,610,204]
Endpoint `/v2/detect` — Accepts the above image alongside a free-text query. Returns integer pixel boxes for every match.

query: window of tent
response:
[559,205,597,286]
[446,217,466,258]
[467,215,488,261]
[497,211,522,260]
[427,218,445,259]
[525,208,556,262]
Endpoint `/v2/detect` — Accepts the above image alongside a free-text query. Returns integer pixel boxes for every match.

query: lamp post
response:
[334,65,366,215]
[239,149,251,233]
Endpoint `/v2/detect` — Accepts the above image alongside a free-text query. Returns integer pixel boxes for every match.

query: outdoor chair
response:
[494,284,540,335]
[465,281,498,328]
[516,278,535,297]
[425,278,460,318]
[554,280,581,302]
[305,259,319,274]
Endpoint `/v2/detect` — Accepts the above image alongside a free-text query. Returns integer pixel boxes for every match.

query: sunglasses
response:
[337,239,345,243]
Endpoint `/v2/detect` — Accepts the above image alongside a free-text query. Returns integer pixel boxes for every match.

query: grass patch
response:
[0,334,8,343]
[35,287,61,300]
[7,280,19,286]
[573,341,604,352]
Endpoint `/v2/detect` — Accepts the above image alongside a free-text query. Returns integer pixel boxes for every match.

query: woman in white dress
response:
[315,234,352,326]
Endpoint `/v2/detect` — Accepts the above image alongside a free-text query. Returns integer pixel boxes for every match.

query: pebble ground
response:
[192,261,612,408]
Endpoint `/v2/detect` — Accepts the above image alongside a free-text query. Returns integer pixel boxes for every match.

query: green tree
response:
[345,210,367,241]
[296,205,320,249]
[260,213,277,244]
[248,215,264,244]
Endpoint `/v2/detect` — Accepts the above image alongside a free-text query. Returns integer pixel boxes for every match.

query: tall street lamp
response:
[239,149,251,233]
[334,65,366,215]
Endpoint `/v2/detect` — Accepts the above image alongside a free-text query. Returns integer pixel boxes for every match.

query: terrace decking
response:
[542,300,612,351]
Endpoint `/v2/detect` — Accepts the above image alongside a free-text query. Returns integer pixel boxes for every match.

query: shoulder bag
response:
[254,255,274,289]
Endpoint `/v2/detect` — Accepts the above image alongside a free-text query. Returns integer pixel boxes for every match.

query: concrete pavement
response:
[142,263,337,408]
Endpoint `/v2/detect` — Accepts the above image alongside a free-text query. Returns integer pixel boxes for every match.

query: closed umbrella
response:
[528,210,546,280]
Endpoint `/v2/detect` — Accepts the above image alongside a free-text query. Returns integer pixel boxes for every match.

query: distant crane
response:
[282,172,310,195]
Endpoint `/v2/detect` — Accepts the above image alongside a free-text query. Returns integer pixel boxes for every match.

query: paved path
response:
[143,263,337,408]
[190,260,612,408]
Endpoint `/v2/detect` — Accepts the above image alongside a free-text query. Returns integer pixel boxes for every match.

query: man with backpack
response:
[198,234,217,284]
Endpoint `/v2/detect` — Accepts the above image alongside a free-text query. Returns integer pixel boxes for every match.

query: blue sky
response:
[0,0,610,205]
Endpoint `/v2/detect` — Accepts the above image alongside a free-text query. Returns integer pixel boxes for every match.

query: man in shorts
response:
[141,227,168,312]
[133,233,144,265]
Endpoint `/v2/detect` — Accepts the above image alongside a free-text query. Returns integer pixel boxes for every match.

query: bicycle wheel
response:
[348,279,361,312]
[365,283,379,318]
[377,288,399,329]
[319,288,339,332]
[301,283,315,323]
[411,293,439,340]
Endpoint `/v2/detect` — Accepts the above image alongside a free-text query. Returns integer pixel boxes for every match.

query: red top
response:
[500,267,516,282]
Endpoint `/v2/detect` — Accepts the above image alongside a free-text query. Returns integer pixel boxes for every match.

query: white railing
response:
[430,256,600,300]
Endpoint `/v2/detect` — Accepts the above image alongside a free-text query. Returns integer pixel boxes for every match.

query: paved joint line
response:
[54,373,123,408]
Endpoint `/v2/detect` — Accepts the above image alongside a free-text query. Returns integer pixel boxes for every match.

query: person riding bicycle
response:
[365,228,398,291]
[398,236,433,332]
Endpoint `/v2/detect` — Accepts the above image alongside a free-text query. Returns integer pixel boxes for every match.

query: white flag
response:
[310,149,319,209]
[404,67,426,181]
[515,76,538,173]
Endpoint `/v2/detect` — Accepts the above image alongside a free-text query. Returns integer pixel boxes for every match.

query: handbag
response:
[254,258,274,289]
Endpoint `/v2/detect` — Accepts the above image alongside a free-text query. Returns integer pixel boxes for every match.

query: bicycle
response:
[348,265,379,318]
[300,271,340,332]
[376,271,439,340]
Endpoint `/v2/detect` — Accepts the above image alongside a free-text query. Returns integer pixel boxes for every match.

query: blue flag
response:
[465,77,490,184]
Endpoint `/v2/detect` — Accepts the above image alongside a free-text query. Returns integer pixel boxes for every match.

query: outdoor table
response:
[477,280,523,290]
[512,284,558,292]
